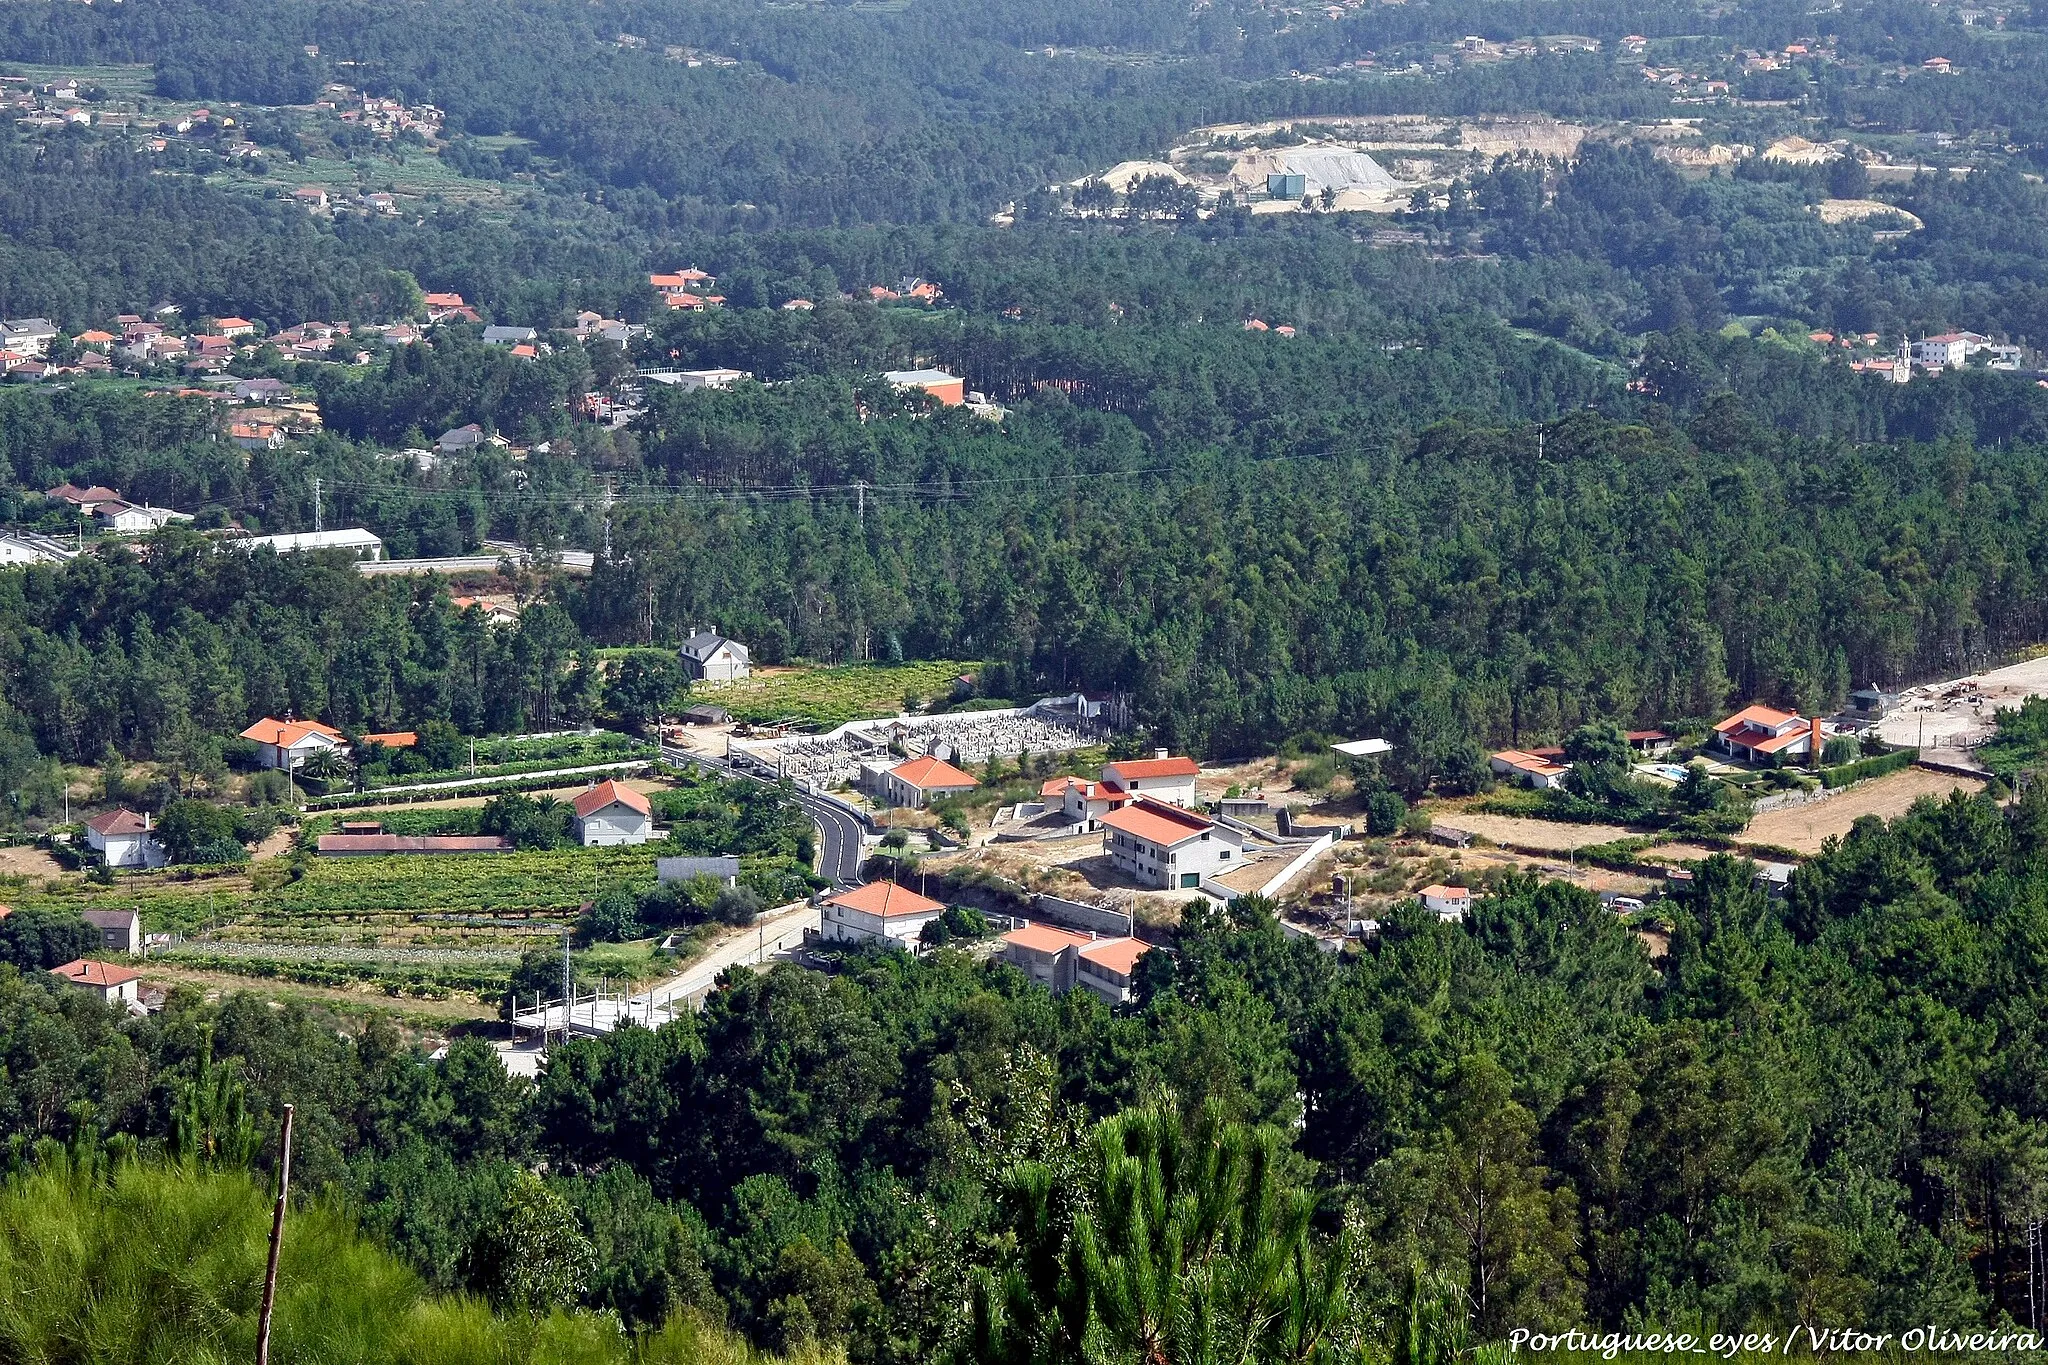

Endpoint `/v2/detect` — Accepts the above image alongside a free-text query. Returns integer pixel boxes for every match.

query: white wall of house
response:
[87,829,167,870]
[1100,766,1198,806]
[879,772,976,809]
[257,734,347,771]
[819,903,940,947]
[574,803,653,846]
[1106,826,1241,890]
[1076,956,1137,1004]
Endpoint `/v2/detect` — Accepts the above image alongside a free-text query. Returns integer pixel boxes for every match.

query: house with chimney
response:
[819,880,947,948]
[49,958,143,1006]
[679,628,751,681]
[239,716,349,770]
[84,809,167,869]
[1711,704,1824,764]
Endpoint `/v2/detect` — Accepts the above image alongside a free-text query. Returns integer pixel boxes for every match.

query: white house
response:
[94,501,188,534]
[1489,749,1570,788]
[82,909,143,954]
[1,318,57,356]
[239,716,350,771]
[436,423,488,454]
[49,958,142,1006]
[1101,799,1243,891]
[1041,776,1134,828]
[1076,937,1153,1004]
[0,531,74,566]
[1099,753,1201,807]
[819,880,948,948]
[1419,884,1472,921]
[482,325,539,345]
[1711,705,1820,764]
[679,629,751,681]
[570,779,654,846]
[84,809,167,869]
[872,755,979,810]
[1911,332,1989,369]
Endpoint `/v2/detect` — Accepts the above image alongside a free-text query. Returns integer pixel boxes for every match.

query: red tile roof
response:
[50,958,141,988]
[1101,798,1214,848]
[1104,756,1200,782]
[1078,937,1151,977]
[1002,923,1091,955]
[826,880,946,919]
[889,755,978,790]
[1715,704,1801,734]
[360,731,417,748]
[240,717,346,748]
[572,780,651,819]
[85,809,150,837]
[1420,883,1472,901]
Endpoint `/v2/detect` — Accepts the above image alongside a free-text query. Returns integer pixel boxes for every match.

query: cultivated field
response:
[699,659,979,728]
[1740,767,1984,854]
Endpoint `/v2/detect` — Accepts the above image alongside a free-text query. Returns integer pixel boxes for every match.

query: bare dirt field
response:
[0,844,63,878]
[1739,767,1984,854]
[1429,811,1639,852]
[1637,841,1728,866]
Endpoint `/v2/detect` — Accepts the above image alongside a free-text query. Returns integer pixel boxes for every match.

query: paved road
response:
[662,743,867,887]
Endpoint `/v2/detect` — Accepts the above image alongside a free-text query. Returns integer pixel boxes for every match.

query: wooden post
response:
[255,1104,295,1365]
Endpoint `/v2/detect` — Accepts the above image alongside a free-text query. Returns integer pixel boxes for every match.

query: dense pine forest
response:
[10,794,2048,1352]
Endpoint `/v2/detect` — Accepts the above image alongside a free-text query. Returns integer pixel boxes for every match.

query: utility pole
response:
[855,479,867,529]
[311,476,322,534]
[255,1104,295,1365]
[600,476,614,562]
[561,927,573,1037]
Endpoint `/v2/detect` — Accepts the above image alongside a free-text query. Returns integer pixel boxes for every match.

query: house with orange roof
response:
[872,755,979,809]
[1100,752,1200,807]
[210,317,256,338]
[1711,704,1822,764]
[820,879,948,948]
[1076,936,1153,1004]
[1419,884,1472,921]
[1041,775,1136,827]
[230,421,284,451]
[1101,798,1242,891]
[571,779,654,846]
[360,731,418,750]
[1489,749,1570,789]
[239,716,349,770]
[1000,922,1092,990]
[49,957,143,1006]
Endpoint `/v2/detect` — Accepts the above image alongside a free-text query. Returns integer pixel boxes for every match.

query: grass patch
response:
[699,659,980,728]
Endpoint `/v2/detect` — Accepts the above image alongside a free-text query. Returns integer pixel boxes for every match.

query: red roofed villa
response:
[1099,752,1202,806]
[871,755,979,809]
[1712,705,1823,764]
[821,879,948,948]
[50,958,143,1005]
[240,716,348,771]
[1101,798,1243,891]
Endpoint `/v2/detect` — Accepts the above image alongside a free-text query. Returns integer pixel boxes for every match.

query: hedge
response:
[1819,748,1918,789]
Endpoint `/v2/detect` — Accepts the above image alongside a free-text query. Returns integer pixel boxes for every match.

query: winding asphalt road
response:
[661,743,868,888]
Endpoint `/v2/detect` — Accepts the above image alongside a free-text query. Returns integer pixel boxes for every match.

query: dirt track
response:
[1740,768,1984,854]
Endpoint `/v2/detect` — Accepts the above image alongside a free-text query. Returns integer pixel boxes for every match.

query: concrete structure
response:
[240,716,349,771]
[0,531,73,566]
[1000,922,1091,991]
[883,369,966,405]
[49,958,141,1006]
[1911,332,1986,369]
[873,755,979,809]
[1076,937,1152,1004]
[1100,799,1243,890]
[1419,884,1472,921]
[239,528,385,561]
[1489,749,1570,788]
[570,779,654,846]
[315,834,513,855]
[819,880,947,948]
[679,629,751,682]
[657,855,741,886]
[84,809,166,869]
[81,909,142,955]
[641,367,749,391]
[1099,753,1200,807]
[1712,705,1821,764]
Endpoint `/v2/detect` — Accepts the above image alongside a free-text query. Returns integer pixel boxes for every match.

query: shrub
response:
[1819,748,1916,789]
[1363,788,1407,836]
